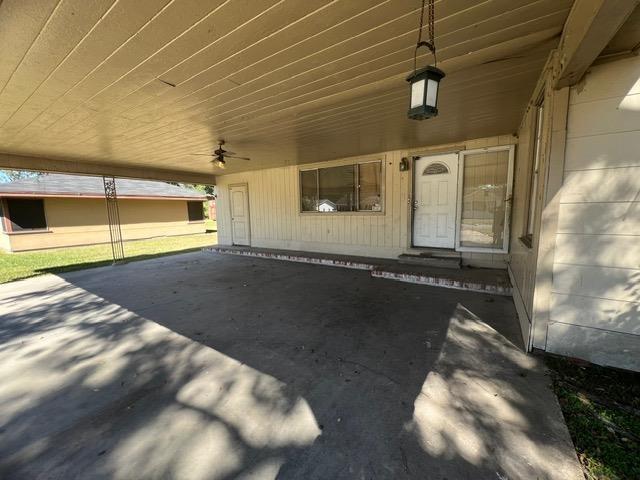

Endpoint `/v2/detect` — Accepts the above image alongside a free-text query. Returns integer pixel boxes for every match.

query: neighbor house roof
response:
[0,174,207,201]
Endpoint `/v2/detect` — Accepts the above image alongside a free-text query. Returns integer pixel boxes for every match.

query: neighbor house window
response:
[6,198,47,231]
[300,161,382,213]
[187,201,204,221]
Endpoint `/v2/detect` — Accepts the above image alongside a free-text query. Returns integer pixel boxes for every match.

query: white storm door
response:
[229,185,250,246]
[412,153,458,248]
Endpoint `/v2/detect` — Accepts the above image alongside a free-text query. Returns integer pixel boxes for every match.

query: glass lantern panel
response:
[426,78,438,107]
[410,79,425,108]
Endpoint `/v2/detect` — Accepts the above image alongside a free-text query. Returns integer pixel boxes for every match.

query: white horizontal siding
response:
[548,55,640,367]
[555,234,640,269]
[565,130,640,170]
[553,264,640,303]
[567,94,640,138]
[560,166,640,203]
[557,202,640,235]
[551,293,639,335]
[546,322,640,371]
[568,57,640,104]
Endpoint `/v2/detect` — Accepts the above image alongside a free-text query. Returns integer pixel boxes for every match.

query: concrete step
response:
[398,253,461,269]
[371,265,511,295]
[204,246,511,295]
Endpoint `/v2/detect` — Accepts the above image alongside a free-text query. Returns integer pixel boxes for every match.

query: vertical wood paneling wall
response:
[216,136,515,265]
[217,150,409,258]
[545,56,640,370]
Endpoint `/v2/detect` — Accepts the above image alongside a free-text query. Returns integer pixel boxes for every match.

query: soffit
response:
[0,0,573,176]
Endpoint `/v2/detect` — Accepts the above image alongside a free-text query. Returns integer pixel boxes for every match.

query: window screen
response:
[7,199,47,231]
[187,201,204,221]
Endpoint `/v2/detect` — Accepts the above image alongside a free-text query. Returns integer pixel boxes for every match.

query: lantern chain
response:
[428,0,435,53]
[414,0,437,72]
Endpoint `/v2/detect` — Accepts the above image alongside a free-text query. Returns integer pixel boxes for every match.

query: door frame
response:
[454,145,515,254]
[228,183,251,246]
[410,152,460,249]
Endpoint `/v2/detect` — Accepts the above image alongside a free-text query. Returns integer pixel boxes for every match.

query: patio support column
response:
[103,176,125,263]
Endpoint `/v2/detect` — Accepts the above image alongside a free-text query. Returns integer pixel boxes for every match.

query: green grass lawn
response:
[204,218,217,232]
[0,232,217,284]
[547,356,640,480]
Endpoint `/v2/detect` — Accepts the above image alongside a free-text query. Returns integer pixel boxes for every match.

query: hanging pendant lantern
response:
[407,65,444,120]
[407,0,444,120]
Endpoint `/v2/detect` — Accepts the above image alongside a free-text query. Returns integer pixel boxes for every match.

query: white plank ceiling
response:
[0,0,575,176]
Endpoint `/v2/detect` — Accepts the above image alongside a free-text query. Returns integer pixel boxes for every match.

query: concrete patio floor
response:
[0,252,583,480]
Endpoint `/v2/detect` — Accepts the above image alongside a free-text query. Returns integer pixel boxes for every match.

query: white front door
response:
[412,153,458,248]
[229,184,250,246]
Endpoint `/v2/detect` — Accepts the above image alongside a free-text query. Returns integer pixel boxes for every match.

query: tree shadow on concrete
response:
[0,253,581,479]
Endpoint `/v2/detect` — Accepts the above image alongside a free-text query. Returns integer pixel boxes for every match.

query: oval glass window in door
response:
[423,162,449,175]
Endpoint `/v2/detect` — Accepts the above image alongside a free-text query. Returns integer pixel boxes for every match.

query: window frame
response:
[4,197,49,233]
[186,200,205,222]
[299,159,384,215]
[521,94,545,248]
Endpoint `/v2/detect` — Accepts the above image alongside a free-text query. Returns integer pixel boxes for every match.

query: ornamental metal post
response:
[103,176,125,263]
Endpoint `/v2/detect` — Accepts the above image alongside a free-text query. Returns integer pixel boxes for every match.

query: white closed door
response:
[229,185,250,246]
[412,153,458,248]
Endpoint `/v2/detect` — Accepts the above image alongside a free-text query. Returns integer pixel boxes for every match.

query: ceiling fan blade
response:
[190,153,214,156]
[225,155,251,161]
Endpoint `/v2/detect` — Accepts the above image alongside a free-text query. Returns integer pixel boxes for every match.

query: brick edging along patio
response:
[203,246,512,296]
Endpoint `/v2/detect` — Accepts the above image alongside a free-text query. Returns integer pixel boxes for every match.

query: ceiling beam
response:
[0,153,216,185]
[555,0,639,88]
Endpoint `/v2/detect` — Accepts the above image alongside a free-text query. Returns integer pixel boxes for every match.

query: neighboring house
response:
[215,32,640,371]
[317,200,336,212]
[0,174,207,252]
[207,198,217,221]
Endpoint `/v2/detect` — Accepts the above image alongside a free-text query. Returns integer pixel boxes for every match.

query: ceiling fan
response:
[191,140,250,169]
